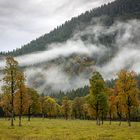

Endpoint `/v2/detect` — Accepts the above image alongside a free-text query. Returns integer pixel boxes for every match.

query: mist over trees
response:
[0,0,139,129]
[0,57,140,127]
[0,0,140,57]
[0,0,140,96]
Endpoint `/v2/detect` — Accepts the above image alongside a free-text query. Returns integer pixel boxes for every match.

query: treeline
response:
[50,86,89,104]
[0,57,140,127]
[0,0,140,56]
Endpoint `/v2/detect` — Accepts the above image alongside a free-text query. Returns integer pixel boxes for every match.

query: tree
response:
[14,71,27,126]
[2,57,19,126]
[3,0,139,57]
[45,97,58,118]
[82,102,91,120]
[108,88,116,125]
[39,93,46,119]
[115,70,139,126]
[71,97,85,119]
[115,92,125,126]
[89,71,108,125]
[62,96,71,120]
[26,88,40,121]
[0,93,12,118]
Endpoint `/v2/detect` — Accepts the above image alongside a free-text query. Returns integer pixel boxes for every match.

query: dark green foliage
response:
[1,0,140,56]
[136,74,140,89]
[106,79,116,88]
[106,74,140,90]
[71,97,85,119]
[50,86,89,104]
[89,71,108,125]
[27,88,40,116]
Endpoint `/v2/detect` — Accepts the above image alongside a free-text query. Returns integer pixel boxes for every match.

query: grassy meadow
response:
[0,118,139,140]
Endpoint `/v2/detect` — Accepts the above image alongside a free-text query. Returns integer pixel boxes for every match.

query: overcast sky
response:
[0,0,114,52]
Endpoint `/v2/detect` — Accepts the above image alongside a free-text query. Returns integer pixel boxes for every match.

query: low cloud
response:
[0,19,140,93]
[16,40,106,66]
[97,20,140,79]
[25,66,89,93]
[0,0,114,51]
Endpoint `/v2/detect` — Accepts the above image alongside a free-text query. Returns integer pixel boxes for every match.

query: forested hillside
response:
[0,0,140,96]
[1,0,140,56]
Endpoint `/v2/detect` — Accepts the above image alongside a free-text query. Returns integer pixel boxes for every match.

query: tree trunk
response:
[96,103,100,125]
[109,112,112,125]
[101,111,104,125]
[42,113,45,119]
[11,92,14,126]
[116,105,122,126]
[19,115,22,126]
[128,106,131,127]
[96,113,100,125]
[19,92,23,126]
[65,113,68,120]
[96,118,99,125]
[28,107,31,121]
[11,70,14,127]
[119,115,122,126]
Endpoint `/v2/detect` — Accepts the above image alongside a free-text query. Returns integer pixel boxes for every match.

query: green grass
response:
[0,118,139,140]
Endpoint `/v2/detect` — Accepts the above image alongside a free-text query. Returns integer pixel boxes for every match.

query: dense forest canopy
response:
[0,0,140,56]
[0,0,140,96]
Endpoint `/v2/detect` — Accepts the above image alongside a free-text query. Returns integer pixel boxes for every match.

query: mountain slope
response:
[0,0,140,94]
[1,0,140,56]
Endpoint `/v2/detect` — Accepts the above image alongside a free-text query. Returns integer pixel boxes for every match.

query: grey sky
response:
[0,0,114,52]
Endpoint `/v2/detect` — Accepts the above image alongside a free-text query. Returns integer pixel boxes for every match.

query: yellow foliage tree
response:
[45,96,58,118]
[115,70,139,126]
[108,88,116,125]
[0,93,11,118]
[2,57,19,126]
[62,96,71,120]
[14,71,28,126]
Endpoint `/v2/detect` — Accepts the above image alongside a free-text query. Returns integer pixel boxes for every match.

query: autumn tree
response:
[2,57,19,126]
[0,93,12,118]
[26,88,40,121]
[115,91,125,125]
[62,96,71,120]
[55,103,62,118]
[115,70,139,126]
[39,93,46,119]
[89,71,108,125]
[71,97,85,119]
[45,96,59,118]
[82,102,91,120]
[108,88,116,125]
[14,71,28,126]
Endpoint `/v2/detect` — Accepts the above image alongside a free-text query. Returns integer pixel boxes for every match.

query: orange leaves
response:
[115,70,140,125]
[116,70,139,108]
